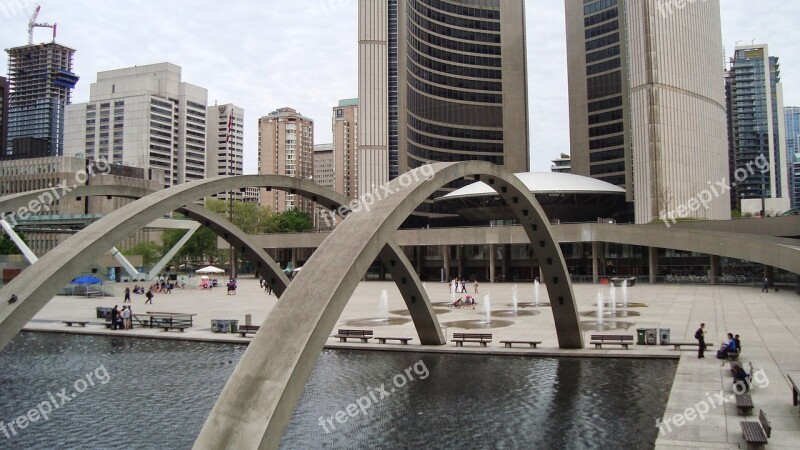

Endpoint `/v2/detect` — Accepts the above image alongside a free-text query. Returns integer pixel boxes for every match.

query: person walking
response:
[123,287,131,303]
[145,288,154,305]
[695,323,706,359]
[473,279,479,294]
[762,277,769,293]
[121,306,131,330]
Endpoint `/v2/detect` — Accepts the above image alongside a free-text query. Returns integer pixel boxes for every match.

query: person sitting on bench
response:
[732,364,750,391]
[716,333,737,359]
[464,295,475,309]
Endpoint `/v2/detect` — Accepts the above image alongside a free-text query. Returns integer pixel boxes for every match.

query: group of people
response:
[450,295,477,309]
[226,279,237,295]
[109,305,134,330]
[123,286,154,304]
[259,278,273,295]
[449,277,478,294]
[694,323,742,361]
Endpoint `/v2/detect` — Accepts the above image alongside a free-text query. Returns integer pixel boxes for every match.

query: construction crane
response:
[27,4,57,45]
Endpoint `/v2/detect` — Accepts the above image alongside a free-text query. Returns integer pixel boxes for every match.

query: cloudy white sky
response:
[2,0,799,173]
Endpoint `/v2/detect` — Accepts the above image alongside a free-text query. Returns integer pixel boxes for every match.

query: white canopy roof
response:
[196,266,226,274]
[439,172,625,201]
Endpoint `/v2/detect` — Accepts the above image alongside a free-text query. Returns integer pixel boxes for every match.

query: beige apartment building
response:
[258,107,314,214]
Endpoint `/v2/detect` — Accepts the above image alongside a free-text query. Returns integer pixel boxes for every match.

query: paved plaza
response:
[18,278,800,449]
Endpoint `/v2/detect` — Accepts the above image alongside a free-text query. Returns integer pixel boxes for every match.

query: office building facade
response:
[64,63,207,188]
[566,0,730,223]
[358,0,530,212]
[258,107,314,213]
[206,103,254,201]
[728,45,790,216]
[0,76,7,155]
[4,43,79,158]
[784,106,800,209]
[332,99,359,199]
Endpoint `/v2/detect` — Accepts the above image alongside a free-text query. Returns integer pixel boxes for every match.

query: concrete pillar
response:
[591,241,599,284]
[709,255,720,285]
[442,245,450,281]
[489,243,496,283]
[415,246,424,277]
[649,247,658,284]
[456,245,463,279]
[291,248,297,267]
[379,260,386,281]
[502,244,510,281]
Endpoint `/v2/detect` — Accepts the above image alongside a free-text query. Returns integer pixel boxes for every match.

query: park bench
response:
[333,329,373,343]
[375,336,412,345]
[671,342,713,350]
[238,325,260,337]
[589,334,634,349]
[161,323,190,332]
[727,350,740,362]
[788,374,799,415]
[62,320,89,327]
[736,393,754,416]
[500,340,542,349]
[452,332,492,347]
[740,409,771,450]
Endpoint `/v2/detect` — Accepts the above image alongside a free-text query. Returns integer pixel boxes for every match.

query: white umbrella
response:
[196,266,225,274]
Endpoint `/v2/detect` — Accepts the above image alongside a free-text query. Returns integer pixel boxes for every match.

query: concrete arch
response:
[193,161,580,449]
[0,185,290,293]
[0,176,442,351]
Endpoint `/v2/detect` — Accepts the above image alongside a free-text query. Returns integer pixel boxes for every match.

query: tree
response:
[0,230,27,255]
[121,241,162,267]
[205,199,275,234]
[268,208,313,233]
[161,227,221,266]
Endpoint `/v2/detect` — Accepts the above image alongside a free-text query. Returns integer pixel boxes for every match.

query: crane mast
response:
[27,4,57,45]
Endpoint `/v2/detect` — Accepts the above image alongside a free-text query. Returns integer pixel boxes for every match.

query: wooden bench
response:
[736,393,754,416]
[727,350,740,362]
[740,409,771,450]
[333,329,373,343]
[375,337,412,345]
[452,333,492,347]
[500,340,542,349]
[671,342,713,350]
[589,334,634,349]
[161,323,190,332]
[62,320,89,327]
[238,325,260,337]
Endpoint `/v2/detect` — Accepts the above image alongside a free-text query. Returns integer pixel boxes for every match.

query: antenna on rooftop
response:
[27,4,57,45]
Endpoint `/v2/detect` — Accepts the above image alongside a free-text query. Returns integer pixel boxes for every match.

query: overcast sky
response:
[2,0,799,174]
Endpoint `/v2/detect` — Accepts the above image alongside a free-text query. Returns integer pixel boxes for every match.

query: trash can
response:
[96,307,113,319]
[210,319,221,333]
[637,328,647,345]
[659,328,671,345]
[228,320,239,334]
[645,328,658,345]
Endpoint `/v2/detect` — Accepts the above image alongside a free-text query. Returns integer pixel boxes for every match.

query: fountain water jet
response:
[596,290,604,326]
[483,293,492,324]
[622,281,628,307]
[378,289,389,322]
[609,285,617,314]
[512,284,518,314]
[534,280,540,307]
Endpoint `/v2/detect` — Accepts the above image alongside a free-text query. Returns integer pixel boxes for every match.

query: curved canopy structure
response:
[440,171,626,200]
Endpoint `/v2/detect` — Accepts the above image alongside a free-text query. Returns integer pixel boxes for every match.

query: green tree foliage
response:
[0,230,27,255]
[268,208,313,233]
[121,241,162,267]
[205,199,275,234]
[161,226,221,266]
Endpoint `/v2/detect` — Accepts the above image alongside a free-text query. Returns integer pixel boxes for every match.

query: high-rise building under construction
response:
[4,42,79,158]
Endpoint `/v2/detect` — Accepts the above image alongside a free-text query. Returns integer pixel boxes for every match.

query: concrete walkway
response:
[18,278,800,449]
